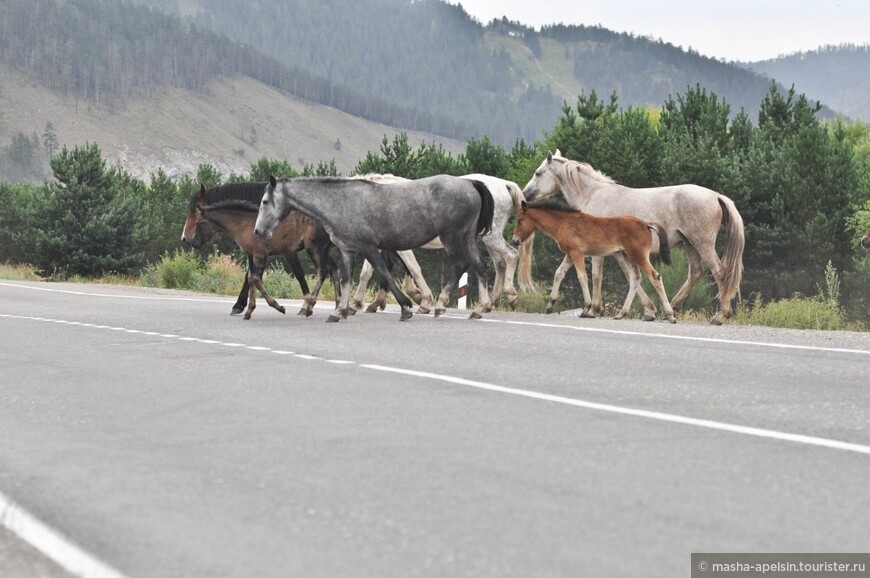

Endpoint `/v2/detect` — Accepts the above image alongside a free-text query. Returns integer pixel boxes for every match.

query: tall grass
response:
[732,261,862,331]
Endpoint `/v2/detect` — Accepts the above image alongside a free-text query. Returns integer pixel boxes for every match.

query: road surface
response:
[1,280,869,578]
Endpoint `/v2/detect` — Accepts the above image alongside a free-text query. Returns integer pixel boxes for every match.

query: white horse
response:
[520,151,745,325]
[352,173,526,313]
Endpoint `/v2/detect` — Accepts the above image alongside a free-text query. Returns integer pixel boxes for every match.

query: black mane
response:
[188,181,268,213]
[527,199,580,213]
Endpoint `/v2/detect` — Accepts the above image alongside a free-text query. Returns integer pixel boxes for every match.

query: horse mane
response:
[527,199,579,213]
[188,181,268,213]
[556,157,618,190]
[201,199,260,213]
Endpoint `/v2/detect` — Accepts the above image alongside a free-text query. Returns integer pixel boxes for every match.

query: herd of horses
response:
[181,151,750,325]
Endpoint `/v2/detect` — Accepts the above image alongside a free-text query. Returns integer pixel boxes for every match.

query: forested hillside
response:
[131,0,833,143]
[745,45,870,121]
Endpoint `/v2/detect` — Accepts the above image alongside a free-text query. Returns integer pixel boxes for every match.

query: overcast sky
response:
[453,0,870,62]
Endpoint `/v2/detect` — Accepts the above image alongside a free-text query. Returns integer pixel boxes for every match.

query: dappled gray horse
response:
[352,173,525,312]
[255,175,494,321]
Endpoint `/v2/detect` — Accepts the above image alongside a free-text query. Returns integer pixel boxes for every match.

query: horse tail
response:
[517,233,537,292]
[469,179,494,237]
[717,195,746,305]
[648,222,671,266]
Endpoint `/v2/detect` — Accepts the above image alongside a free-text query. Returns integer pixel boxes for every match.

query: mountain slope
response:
[0,65,465,182]
[744,44,870,121]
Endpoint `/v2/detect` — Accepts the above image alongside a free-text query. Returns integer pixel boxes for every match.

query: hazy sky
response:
[453,0,870,62]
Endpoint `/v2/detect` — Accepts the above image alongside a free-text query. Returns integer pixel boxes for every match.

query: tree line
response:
[2,83,869,321]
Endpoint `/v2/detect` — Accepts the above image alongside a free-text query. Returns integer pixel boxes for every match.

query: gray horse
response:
[255,175,494,322]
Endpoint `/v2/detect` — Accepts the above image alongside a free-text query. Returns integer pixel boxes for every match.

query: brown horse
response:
[181,183,339,319]
[862,229,870,249]
[511,200,676,323]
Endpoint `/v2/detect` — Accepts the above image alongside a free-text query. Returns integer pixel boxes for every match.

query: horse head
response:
[511,200,536,245]
[521,150,564,202]
[254,175,289,239]
[181,185,210,247]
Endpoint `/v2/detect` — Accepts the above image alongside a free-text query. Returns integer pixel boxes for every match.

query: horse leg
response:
[433,245,462,318]
[363,249,414,321]
[404,274,423,304]
[637,257,676,323]
[246,257,286,319]
[232,257,252,315]
[613,252,657,321]
[283,252,312,317]
[499,240,520,310]
[670,245,704,314]
[328,250,356,322]
[547,255,573,314]
[590,256,604,317]
[395,250,434,315]
[569,251,594,318]
[354,259,374,311]
[466,236,493,319]
[693,238,738,324]
[483,235,518,309]
[614,263,641,320]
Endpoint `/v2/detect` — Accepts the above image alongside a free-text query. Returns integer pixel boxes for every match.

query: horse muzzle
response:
[254,228,273,239]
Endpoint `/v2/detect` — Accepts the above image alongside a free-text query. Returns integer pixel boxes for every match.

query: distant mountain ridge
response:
[743,44,870,121]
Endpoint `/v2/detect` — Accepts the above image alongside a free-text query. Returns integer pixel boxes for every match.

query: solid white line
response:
[0,490,131,578]
[470,317,870,357]
[3,312,870,455]
[360,364,870,456]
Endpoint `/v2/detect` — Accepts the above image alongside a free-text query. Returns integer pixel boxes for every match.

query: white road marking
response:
[473,317,870,356]
[2,312,869,457]
[0,490,131,578]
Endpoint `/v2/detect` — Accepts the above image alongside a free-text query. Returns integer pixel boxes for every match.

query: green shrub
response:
[262,262,306,299]
[193,253,246,295]
[144,250,201,289]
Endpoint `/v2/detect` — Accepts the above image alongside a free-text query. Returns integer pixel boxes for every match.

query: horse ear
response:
[269,174,277,188]
[197,185,205,203]
[546,151,552,163]
[521,200,528,210]
[554,149,562,157]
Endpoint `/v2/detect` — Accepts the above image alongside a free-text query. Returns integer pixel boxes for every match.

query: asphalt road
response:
[1,280,869,578]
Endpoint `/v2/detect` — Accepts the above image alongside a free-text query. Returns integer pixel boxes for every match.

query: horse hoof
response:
[400,311,413,321]
[417,306,431,315]
[243,314,252,320]
[231,307,244,316]
[346,308,357,316]
[579,312,595,318]
[709,317,723,326]
[326,315,340,323]
[365,304,380,313]
[278,306,286,315]
[297,308,313,317]
[434,309,445,318]
[668,317,677,324]
[545,308,553,314]
[642,314,656,322]
[469,311,482,320]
